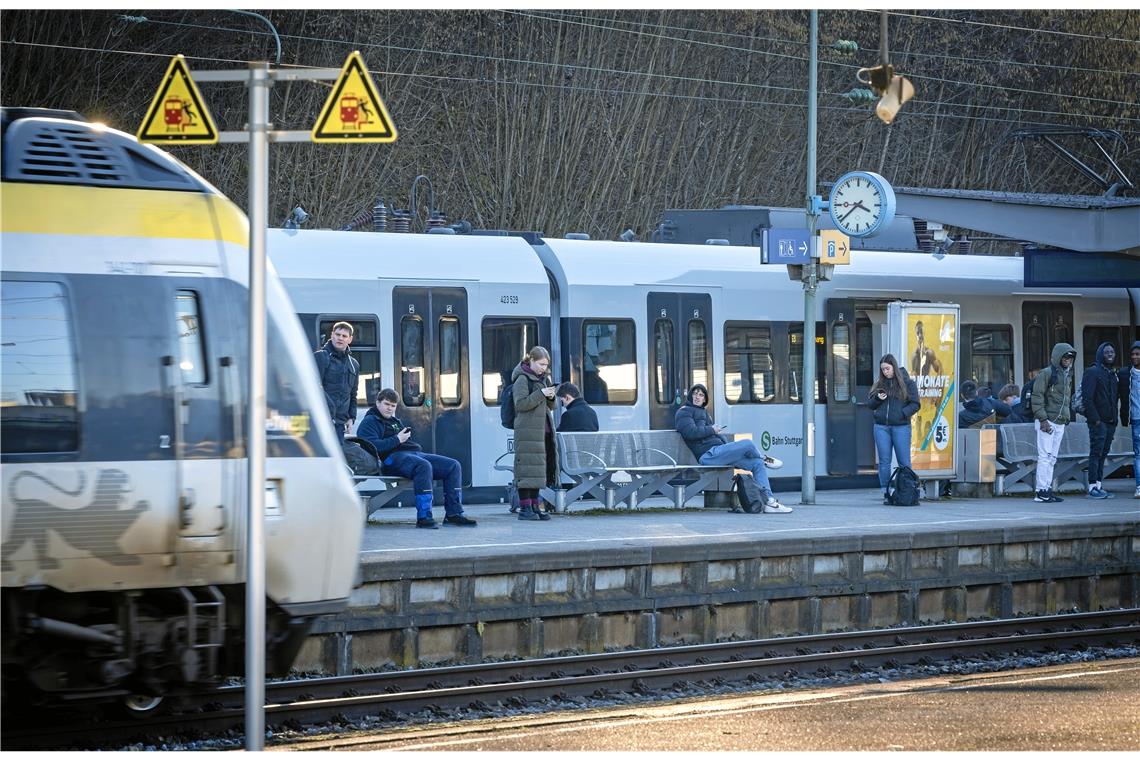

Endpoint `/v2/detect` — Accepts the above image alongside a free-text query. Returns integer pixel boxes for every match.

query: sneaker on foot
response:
[1034,490,1051,503]
[762,497,793,514]
[1047,490,1064,502]
[416,517,439,529]
[763,455,784,470]
[517,510,541,521]
[443,513,477,526]
[1087,487,1109,500]
[1134,485,1140,499]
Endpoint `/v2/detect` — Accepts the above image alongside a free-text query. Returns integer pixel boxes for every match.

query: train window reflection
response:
[832,323,851,402]
[965,324,1013,393]
[400,316,425,407]
[439,316,461,406]
[653,318,674,405]
[724,322,773,404]
[583,320,636,404]
[0,281,79,453]
[175,290,206,385]
[688,320,707,390]
[482,318,538,404]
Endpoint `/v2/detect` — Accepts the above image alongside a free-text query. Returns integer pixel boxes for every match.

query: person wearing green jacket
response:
[1030,342,1077,503]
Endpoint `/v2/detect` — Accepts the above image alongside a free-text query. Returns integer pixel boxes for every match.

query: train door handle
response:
[180,488,196,526]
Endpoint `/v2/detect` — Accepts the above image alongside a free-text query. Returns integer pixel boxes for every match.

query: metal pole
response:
[801,10,819,504]
[245,60,270,752]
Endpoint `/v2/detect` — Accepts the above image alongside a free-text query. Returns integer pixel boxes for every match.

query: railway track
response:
[8,608,1138,749]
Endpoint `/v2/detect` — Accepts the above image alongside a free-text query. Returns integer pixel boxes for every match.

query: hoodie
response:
[355,405,422,461]
[1080,341,1119,426]
[674,383,726,460]
[1030,342,1077,424]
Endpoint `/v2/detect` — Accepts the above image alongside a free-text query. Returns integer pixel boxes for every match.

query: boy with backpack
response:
[1030,342,1077,503]
[1081,342,1119,499]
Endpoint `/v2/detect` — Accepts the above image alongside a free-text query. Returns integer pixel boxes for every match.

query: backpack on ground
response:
[733,473,766,514]
[886,465,921,506]
[342,436,381,476]
[499,377,517,429]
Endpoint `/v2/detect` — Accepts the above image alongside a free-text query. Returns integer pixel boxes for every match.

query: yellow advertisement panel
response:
[905,310,957,473]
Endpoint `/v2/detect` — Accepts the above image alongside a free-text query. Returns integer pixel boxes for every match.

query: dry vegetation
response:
[2,9,1137,243]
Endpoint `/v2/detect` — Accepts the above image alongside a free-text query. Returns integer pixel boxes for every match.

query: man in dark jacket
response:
[556,382,599,432]
[674,383,790,514]
[314,321,359,438]
[356,388,476,529]
[958,381,1012,428]
[1081,341,1119,499]
[1119,340,1140,499]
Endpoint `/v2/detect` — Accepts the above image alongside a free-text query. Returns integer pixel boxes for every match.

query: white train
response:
[270,222,1133,492]
[0,109,361,711]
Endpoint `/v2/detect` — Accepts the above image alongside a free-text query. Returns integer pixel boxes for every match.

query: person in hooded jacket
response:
[996,384,1029,423]
[356,388,476,529]
[867,354,921,502]
[674,383,791,513]
[1118,340,1140,498]
[512,346,559,521]
[958,381,1013,428]
[1030,342,1077,503]
[1081,341,1119,499]
[314,321,359,438]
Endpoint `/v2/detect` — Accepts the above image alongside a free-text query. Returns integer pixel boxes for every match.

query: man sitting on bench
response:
[675,383,791,514]
[356,388,477,529]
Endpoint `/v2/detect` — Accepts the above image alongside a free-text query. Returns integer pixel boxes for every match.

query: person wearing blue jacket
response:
[1081,341,1120,499]
[356,388,476,528]
[867,354,921,502]
[675,383,790,513]
[1119,340,1140,499]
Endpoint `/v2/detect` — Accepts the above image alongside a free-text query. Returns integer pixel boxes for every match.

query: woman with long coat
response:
[512,346,559,521]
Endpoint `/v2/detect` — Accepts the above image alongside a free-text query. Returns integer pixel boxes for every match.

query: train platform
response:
[295,482,1139,676]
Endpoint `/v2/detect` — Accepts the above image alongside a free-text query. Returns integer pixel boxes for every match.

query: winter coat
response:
[959,396,1010,428]
[1030,342,1077,424]
[1001,400,1030,424]
[557,397,599,432]
[314,341,359,427]
[1080,341,1119,426]
[1118,340,1140,424]
[355,406,422,461]
[866,371,920,426]
[511,361,559,490]
[675,383,726,460]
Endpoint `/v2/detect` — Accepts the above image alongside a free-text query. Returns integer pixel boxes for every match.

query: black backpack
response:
[499,377,516,429]
[886,465,921,506]
[733,473,766,514]
[342,436,381,476]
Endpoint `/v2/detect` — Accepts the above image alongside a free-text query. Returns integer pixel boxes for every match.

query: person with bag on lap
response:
[675,383,790,514]
[867,354,920,504]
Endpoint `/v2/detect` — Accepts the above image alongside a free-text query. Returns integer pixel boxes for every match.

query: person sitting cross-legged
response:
[356,388,476,529]
[675,383,790,514]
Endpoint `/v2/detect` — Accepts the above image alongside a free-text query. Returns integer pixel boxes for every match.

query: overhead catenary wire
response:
[876,9,1140,45]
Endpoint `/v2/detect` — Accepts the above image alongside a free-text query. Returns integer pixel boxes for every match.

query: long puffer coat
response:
[511,361,560,489]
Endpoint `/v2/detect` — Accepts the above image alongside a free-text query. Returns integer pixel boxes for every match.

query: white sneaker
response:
[763,497,793,514]
[1134,485,1140,499]
[763,455,784,470]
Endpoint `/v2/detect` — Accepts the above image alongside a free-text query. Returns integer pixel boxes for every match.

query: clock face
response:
[830,174,885,235]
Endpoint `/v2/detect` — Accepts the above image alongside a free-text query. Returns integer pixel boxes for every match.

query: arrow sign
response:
[764,228,812,264]
[819,229,851,265]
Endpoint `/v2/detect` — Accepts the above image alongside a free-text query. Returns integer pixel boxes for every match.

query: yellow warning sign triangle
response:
[137,55,218,145]
[311,51,397,143]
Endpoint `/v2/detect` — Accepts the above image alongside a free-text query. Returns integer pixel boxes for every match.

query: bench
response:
[535,430,737,510]
[993,422,1132,495]
[344,436,413,520]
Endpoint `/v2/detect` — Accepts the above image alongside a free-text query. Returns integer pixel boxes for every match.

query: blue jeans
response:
[1132,421,1140,487]
[873,423,912,489]
[382,451,463,514]
[699,439,773,493]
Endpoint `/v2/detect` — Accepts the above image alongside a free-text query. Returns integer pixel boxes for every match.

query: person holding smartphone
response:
[356,388,477,529]
[867,354,921,503]
[511,346,559,521]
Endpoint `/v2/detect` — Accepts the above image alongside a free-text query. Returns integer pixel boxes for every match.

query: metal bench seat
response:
[541,430,736,509]
[993,422,1132,494]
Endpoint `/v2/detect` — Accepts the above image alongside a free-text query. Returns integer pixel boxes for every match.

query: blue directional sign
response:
[764,227,811,264]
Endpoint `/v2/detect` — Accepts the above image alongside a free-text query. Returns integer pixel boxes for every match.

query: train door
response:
[1022,301,1074,374]
[165,275,229,541]
[825,299,882,475]
[392,287,472,485]
[646,292,713,429]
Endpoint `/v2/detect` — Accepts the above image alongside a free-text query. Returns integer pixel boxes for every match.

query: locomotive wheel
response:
[120,693,165,718]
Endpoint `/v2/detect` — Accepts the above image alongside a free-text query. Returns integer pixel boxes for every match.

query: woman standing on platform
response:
[868,353,921,503]
[511,346,559,521]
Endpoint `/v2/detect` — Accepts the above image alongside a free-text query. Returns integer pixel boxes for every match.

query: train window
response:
[439,316,461,406]
[724,322,774,404]
[854,315,874,387]
[789,323,827,403]
[0,281,79,453]
[688,320,708,389]
[965,324,1013,392]
[174,290,206,385]
[319,317,381,407]
[1082,326,1123,369]
[400,316,425,407]
[653,318,674,404]
[832,323,851,402]
[482,318,539,404]
[583,320,637,404]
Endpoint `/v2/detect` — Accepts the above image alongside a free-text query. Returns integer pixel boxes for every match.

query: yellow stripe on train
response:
[0,183,248,246]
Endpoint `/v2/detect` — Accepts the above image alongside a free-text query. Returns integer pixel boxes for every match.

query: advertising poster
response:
[903,307,958,475]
